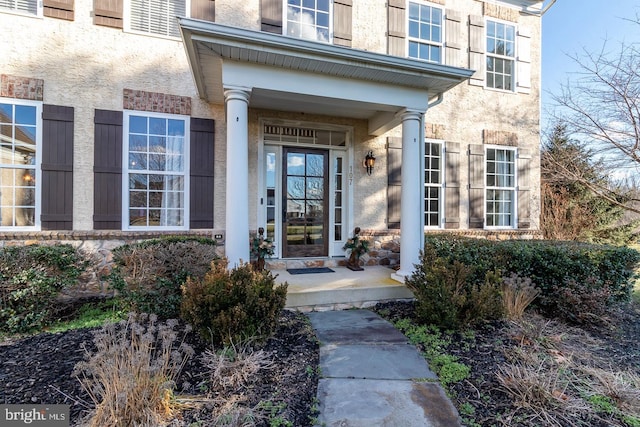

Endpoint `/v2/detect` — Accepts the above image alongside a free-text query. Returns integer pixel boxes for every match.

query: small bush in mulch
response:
[181,260,288,346]
[405,244,504,329]
[0,244,87,334]
[108,236,219,319]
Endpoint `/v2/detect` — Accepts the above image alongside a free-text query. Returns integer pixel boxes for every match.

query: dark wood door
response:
[282,147,329,258]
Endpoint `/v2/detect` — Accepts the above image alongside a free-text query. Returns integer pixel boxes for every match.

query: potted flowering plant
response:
[343,227,369,271]
[251,227,275,271]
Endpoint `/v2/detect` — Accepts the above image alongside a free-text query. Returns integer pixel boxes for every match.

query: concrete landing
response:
[307,310,461,427]
[274,266,414,309]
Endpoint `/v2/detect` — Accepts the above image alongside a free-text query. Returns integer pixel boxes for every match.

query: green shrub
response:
[423,235,640,323]
[405,245,503,329]
[180,259,288,346]
[108,236,218,318]
[0,244,86,333]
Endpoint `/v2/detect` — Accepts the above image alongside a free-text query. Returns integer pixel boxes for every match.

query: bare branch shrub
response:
[73,313,194,426]
[201,343,274,394]
[502,274,540,320]
[496,361,591,426]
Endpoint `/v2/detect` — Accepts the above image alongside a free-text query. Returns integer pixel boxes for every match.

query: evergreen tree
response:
[541,123,639,245]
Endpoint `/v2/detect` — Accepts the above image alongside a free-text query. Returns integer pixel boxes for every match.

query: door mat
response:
[287,267,335,275]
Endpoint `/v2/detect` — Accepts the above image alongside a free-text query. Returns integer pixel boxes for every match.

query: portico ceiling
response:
[179,18,474,135]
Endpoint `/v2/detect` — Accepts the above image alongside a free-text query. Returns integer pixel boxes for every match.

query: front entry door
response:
[283,147,329,257]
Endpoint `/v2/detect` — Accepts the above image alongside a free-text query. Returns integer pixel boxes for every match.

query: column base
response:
[391,271,410,283]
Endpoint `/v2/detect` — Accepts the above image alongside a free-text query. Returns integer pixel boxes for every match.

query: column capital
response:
[224,87,252,104]
[398,109,424,123]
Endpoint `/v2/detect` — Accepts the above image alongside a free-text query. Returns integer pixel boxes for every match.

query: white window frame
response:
[0,98,42,231]
[485,145,517,229]
[407,0,444,64]
[124,0,189,39]
[283,0,333,43]
[122,110,190,231]
[0,0,42,17]
[485,18,516,92]
[424,139,444,229]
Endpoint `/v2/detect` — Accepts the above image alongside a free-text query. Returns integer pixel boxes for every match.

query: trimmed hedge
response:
[108,236,219,318]
[421,235,640,323]
[0,244,87,333]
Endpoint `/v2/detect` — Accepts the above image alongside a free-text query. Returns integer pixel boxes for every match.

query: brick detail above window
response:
[123,89,191,115]
[425,123,445,139]
[483,130,518,146]
[428,0,445,4]
[1,75,44,101]
[483,2,519,23]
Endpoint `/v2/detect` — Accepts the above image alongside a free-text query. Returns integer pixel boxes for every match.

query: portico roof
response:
[179,18,474,135]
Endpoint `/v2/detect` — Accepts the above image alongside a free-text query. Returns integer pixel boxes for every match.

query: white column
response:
[224,88,251,267]
[392,110,424,283]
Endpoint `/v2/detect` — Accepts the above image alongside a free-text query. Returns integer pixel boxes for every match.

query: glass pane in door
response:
[283,148,329,257]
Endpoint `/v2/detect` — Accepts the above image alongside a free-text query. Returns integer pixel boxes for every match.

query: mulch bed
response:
[0,310,320,426]
[373,300,640,427]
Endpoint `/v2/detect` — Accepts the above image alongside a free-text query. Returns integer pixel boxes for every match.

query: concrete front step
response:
[265,257,345,270]
[271,265,414,311]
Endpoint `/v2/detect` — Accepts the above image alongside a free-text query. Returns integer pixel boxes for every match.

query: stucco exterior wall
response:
[0,0,542,238]
[0,0,220,230]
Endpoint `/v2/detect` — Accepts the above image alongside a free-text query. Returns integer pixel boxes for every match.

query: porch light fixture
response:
[364,151,376,175]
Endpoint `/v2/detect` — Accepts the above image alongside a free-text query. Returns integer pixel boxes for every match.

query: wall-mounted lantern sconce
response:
[364,151,376,175]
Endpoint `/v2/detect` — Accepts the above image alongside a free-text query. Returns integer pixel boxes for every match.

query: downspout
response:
[427,93,444,109]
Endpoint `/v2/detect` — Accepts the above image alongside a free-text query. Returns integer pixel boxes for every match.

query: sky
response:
[541,0,640,130]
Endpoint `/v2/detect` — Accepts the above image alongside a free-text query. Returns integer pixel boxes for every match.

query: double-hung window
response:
[486,146,516,227]
[486,20,516,90]
[127,0,186,38]
[285,0,331,43]
[0,99,40,229]
[0,0,41,16]
[424,140,443,228]
[408,1,443,63]
[124,111,189,230]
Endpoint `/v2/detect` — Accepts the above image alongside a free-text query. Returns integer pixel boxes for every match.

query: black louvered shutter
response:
[191,0,214,21]
[387,137,402,229]
[468,144,485,228]
[93,110,122,230]
[334,0,352,47]
[41,105,74,230]
[517,148,532,229]
[261,0,282,33]
[387,0,406,56]
[190,118,215,229]
[94,0,123,28]
[444,141,460,229]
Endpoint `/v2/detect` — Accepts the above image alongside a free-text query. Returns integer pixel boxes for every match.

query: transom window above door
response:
[264,125,345,146]
[285,0,331,43]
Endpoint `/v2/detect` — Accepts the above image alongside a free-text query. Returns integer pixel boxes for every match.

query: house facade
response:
[0,0,544,280]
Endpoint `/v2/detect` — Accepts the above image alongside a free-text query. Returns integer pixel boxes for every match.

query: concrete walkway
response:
[307,310,461,427]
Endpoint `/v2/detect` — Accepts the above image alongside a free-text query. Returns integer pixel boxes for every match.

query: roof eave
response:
[179,18,474,101]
